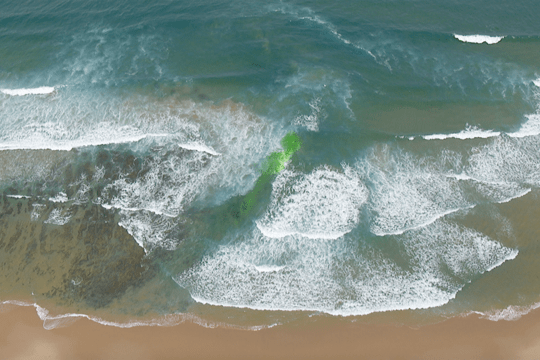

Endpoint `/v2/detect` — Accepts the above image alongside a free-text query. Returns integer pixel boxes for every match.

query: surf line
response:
[236,132,301,219]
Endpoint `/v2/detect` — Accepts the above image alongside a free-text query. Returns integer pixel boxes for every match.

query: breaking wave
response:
[454,34,504,44]
[1,87,56,96]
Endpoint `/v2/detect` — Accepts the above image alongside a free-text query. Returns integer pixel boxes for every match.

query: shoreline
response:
[2,302,540,359]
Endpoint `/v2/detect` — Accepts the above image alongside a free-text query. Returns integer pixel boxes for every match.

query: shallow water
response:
[1,0,540,329]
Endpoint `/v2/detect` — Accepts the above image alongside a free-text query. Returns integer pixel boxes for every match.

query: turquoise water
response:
[1,0,540,328]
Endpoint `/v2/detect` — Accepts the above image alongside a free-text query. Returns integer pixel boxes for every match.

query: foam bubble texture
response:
[356,142,534,236]
[466,136,540,187]
[292,98,322,132]
[176,221,516,315]
[475,302,540,321]
[0,86,281,252]
[509,114,540,138]
[256,165,368,239]
[418,113,540,140]
[118,211,178,252]
[92,101,280,251]
[44,208,72,226]
[356,146,470,236]
[101,149,213,218]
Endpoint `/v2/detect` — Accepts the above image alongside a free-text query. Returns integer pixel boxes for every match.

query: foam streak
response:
[1,87,55,96]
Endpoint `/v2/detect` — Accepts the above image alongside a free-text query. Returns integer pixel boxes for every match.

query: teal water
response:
[1,0,540,328]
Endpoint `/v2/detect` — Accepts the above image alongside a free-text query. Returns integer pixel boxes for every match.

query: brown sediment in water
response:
[0,149,74,182]
[2,303,540,359]
[0,196,153,311]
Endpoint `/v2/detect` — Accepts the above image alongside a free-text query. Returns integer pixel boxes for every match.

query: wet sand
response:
[2,304,540,359]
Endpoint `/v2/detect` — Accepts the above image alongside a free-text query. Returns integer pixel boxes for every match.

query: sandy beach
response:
[1,304,540,360]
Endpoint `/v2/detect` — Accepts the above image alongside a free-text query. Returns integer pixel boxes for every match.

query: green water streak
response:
[185,132,302,237]
[240,132,301,216]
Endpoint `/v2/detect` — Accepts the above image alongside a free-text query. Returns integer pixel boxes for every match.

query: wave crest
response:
[454,34,504,44]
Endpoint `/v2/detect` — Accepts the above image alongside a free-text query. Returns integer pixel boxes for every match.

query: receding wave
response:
[0,300,277,331]
[472,301,540,321]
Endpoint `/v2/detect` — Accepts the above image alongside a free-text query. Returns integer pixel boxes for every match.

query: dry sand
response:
[1,304,540,359]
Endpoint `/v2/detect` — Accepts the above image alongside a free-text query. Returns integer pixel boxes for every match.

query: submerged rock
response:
[0,197,155,310]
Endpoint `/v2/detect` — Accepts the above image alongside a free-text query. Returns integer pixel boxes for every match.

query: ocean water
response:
[1,0,540,329]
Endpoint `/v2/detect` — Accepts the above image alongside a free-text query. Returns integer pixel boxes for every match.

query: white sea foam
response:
[7,195,32,199]
[280,66,353,128]
[178,142,221,156]
[465,135,540,187]
[454,34,504,44]
[1,86,55,96]
[293,98,322,132]
[58,28,167,86]
[402,221,517,278]
[0,300,275,331]
[176,221,516,316]
[0,133,169,151]
[101,204,176,218]
[508,114,540,138]
[355,138,539,237]
[44,208,71,226]
[410,113,540,141]
[445,173,474,181]
[377,205,475,236]
[256,165,368,240]
[254,265,286,273]
[356,146,472,236]
[473,302,540,321]
[273,4,353,48]
[271,3,393,69]
[30,204,46,221]
[422,125,500,140]
[495,188,531,204]
[1,90,280,252]
[0,84,180,152]
[445,173,531,204]
[117,211,177,253]
[102,99,280,252]
[100,145,210,227]
[49,192,68,203]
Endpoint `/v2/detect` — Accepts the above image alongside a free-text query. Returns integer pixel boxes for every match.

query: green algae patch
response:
[183,132,302,235]
[263,132,302,174]
[240,132,301,216]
